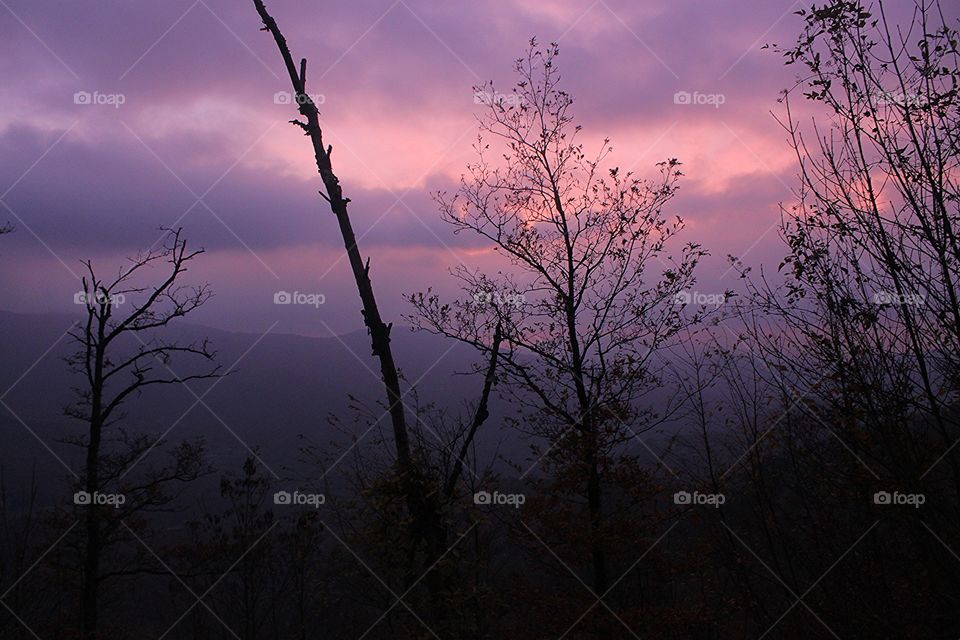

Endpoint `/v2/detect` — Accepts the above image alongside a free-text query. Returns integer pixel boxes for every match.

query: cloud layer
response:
[0,0,855,335]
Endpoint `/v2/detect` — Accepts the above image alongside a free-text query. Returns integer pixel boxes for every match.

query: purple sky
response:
[0,0,840,336]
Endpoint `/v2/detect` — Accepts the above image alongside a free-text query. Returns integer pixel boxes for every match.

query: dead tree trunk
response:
[248,0,440,605]
[250,8,506,631]
[250,1,413,483]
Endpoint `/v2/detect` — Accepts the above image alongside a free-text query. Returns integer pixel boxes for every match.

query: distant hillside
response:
[0,310,504,498]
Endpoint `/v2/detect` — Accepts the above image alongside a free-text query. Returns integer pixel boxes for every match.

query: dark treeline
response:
[1,0,958,638]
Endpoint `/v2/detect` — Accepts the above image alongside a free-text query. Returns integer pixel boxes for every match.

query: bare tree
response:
[249,4,504,627]
[743,0,960,513]
[690,1,960,635]
[774,0,960,475]
[248,0,427,543]
[410,40,707,635]
[250,0,415,492]
[65,228,220,639]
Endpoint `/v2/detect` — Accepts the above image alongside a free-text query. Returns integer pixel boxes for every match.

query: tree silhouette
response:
[411,39,708,638]
[249,3,504,631]
[65,228,220,639]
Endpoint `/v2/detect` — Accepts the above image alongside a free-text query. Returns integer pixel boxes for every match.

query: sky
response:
[0,0,831,337]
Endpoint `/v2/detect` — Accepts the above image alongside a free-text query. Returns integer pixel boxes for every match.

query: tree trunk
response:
[251,0,414,494]
[585,427,610,639]
[82,348,104,639]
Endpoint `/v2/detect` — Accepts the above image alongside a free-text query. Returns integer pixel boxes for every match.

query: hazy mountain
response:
[0,310,498,497]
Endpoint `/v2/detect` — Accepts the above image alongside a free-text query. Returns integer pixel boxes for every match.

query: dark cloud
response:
[0,0,877,333]
[0,123,483,256]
